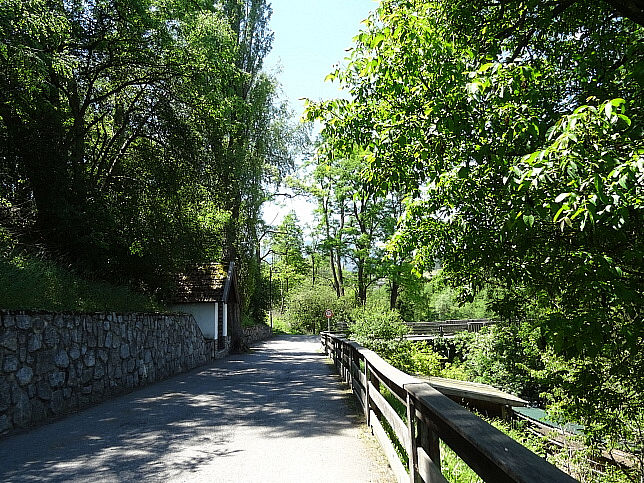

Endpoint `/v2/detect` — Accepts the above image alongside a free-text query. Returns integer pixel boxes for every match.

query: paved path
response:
[0,336,394,482]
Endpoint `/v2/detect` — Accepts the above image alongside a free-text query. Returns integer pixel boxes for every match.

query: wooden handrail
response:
[320,331,576,483]
[405,320,495,336]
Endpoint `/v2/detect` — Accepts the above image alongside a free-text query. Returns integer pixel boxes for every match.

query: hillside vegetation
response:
[0,229,161,312]
[0,0,299,320]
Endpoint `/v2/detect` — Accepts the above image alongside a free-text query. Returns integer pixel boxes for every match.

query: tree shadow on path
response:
[0,335,370,482]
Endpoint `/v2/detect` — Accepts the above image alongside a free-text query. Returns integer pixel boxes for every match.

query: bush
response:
[349,308,408,342]
[349,309,453,377]
[282,284,353,334]
[464,322,548,402]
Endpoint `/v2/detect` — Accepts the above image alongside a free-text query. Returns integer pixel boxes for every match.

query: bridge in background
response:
[404,319,495,341]
[332,318,496,341]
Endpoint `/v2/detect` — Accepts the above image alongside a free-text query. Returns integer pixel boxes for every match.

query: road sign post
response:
[324,309,334,332]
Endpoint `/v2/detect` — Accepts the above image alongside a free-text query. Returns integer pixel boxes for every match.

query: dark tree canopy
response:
[0,0,296,309]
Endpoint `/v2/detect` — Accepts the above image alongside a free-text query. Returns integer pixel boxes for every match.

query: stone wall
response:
[242,324,273,346]
[0,310,214,436]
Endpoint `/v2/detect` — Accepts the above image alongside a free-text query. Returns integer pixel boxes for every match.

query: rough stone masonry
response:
[0,310,216,436]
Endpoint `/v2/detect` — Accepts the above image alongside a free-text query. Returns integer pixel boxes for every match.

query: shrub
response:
[464,322,548,402]
[282,284,353,334]
[349,309,453,377]
[349,308,408,342]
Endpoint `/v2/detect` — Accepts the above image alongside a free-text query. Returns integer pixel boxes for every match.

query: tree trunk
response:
[336,249,344,296]
[390,280,400,310]
[330,251,341,297]
[357,259,367,306]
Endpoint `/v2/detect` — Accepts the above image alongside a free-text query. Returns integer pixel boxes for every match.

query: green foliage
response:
[349,309,421,371]
[439,361,470,382]
[290,148,414,306]
[464,322,548,403]
[397,343,444,377]
[281,283,353,334]
[543,349,644,479]
[488,418,632,483]
[0,231,160,312]
[267,211,309,311]
[402,271,492,321]
[0,0,295,321]
[241,314,258,328]
[270,213,308,275]
[269,316,292,335]
[349,308,408,343]
[439,441,481,483]
[307,0,643,462]
[347,299,635,481]
[431,331,476,362]
[349,307,463,378]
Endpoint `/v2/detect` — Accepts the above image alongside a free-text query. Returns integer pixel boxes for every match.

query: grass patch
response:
[380,415,409,469]
[440,441,482,482]
[242,314,261,327]
[270,315,305,334]
[381,385,407,422]
[0,230,162,312]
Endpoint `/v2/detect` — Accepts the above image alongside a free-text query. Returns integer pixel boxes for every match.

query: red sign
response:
[324,309,334,318]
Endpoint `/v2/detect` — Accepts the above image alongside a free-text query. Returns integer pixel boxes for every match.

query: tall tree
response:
[269,212,308,311]
[213,0,301,326]
[0,0,297,319]
[0,0,243,285]
[306,0,643,466]
[296,148,409,306]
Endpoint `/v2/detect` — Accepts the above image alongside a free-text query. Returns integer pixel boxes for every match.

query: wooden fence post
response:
[342,342,347,382]
[419,419,441,473]
[351,346,360,390]
[364,360,370,427]
[406,392,418,483]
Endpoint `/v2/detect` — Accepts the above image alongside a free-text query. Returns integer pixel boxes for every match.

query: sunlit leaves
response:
[305,0,643,462]
[515,99,643,234]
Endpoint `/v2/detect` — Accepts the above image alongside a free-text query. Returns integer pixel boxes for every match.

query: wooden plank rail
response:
[405,319,495,336]
[328,319,495,339]
[320,331,576,483]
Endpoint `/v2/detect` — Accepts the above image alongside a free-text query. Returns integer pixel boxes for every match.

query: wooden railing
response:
[405,319,494,336]
[320,331,576,483]
[328,319,495,338]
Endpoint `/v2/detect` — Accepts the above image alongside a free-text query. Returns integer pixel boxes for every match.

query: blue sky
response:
[262,0,378,228]
[264,0,377,118]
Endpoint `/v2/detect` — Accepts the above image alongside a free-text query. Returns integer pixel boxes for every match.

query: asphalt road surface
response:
[0,335,394,482]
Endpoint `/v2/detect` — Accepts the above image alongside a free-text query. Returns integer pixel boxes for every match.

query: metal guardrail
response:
[320,331,576,483]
